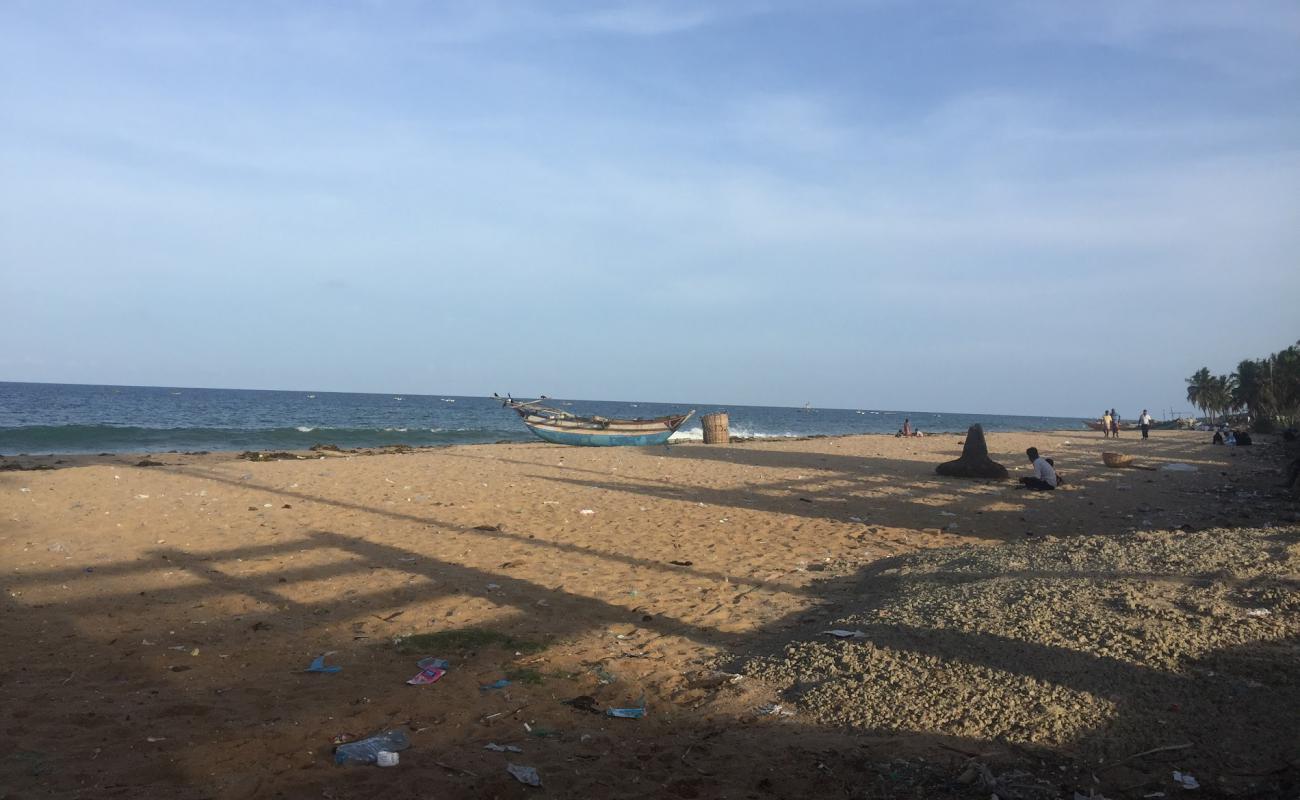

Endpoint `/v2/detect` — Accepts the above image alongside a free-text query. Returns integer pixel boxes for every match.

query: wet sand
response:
[1,430,1296,798]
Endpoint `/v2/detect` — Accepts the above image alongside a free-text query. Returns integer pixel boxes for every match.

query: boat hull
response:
[523,422,678,447]
[1083,420,1130,431]
[500,396,693,447]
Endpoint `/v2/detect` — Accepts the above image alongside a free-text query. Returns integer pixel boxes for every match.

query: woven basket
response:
[1102,451,1134,468]
[701,412,730,444]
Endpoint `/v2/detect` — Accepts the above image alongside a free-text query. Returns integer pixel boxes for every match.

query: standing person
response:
[902,418,912,437]
[1019,447,1058,490]
[1139,409,1153,441]
[1101,410,1113,438]
[1110,408,1120,438]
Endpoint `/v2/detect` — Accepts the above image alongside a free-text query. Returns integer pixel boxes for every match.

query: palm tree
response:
[1185,367,1211,420]
[1232,358,1273,425]
[1272,341,1300,427]
[1211,374,1238,422]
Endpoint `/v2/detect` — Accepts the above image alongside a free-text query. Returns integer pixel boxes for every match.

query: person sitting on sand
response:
[1019,447,1058,490]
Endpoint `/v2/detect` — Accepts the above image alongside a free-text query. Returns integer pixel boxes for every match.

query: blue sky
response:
[2,1,1297,416]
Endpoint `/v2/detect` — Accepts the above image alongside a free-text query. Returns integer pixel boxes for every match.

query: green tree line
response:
[1185,339,1300,430]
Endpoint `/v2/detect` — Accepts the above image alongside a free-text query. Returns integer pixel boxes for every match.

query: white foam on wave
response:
[296,426,315,432]
[670,425,799,441]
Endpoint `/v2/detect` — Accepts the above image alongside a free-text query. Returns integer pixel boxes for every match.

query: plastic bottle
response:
[333,728,411,766]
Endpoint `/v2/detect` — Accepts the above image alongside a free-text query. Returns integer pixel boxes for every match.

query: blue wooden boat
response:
[497,395,694,447]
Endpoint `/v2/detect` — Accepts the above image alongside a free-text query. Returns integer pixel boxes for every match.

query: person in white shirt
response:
[1139,409,1153,441]
[1019,447,1059,490]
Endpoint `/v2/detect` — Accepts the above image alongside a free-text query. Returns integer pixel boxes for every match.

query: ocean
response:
[0,382,1085,454]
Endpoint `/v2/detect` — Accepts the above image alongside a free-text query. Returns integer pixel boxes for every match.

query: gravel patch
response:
[739,526,1300,787]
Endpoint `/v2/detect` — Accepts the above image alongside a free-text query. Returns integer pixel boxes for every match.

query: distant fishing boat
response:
[496,395,693,447]
[1082,420,1130,431]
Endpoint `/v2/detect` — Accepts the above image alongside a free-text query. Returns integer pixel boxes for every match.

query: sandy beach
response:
[2,430,1297,798]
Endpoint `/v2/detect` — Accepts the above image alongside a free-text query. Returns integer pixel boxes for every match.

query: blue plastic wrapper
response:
[305,655,341,673]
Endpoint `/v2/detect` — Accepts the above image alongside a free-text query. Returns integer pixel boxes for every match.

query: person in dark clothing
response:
[1019,447,1058,490]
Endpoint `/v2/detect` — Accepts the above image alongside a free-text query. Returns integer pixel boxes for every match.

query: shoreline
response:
[1,427,1157,467]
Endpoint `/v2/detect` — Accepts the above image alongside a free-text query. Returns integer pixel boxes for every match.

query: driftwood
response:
[936,424,1008,480]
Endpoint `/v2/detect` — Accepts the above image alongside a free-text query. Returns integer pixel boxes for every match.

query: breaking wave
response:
[669,425,800,442]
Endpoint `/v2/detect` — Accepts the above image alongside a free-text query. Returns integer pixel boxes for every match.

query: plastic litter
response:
[756,703,795,716]
[579,509,595,515]
[606,696,646,719]
[485,743,523,753]
[1161,463,1198,472]
[407,667,445,685]
[480,678,511,691]
[506,763,542,786]
[822,629,866,639]
[376,751,399,767]
[1172,771,1199,789]
[333,728,410,766]
[305,655,341,674]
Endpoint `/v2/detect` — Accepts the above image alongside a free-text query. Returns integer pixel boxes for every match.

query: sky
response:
[2,1,1298,417]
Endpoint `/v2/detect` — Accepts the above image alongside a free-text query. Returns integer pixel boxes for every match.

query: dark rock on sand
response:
[238,451,303,462]
[935,424,1007,479]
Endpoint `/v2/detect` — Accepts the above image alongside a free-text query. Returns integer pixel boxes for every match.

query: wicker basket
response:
[701,412,730,444]
[1102,451,1134,468]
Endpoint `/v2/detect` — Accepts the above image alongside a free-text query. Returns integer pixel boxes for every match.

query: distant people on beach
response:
[896,418,922,438]
[1139,409,1153,441]
[1019,447,1059,490]
[1110,408,1120,438]
[1101,410,1113,438]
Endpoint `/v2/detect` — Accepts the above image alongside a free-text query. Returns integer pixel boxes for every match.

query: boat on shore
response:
[1150,418,1188,430]
[497,395,694,447]
[1083,420,1130,431]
